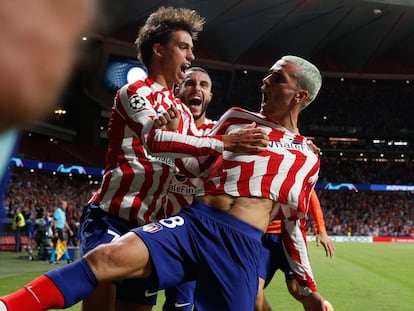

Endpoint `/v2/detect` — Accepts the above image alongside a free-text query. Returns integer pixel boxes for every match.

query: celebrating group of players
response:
[0,6,334,311]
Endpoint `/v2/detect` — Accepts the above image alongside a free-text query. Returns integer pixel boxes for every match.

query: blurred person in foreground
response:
[0,55,324,311]
[0,0,96,232]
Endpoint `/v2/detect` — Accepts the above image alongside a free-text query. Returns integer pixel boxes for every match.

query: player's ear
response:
[296,90,309,102]
[152,43,163,57]
[205,91,213,105]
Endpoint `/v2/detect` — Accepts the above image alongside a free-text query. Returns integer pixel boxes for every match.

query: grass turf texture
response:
[1,242,413,311]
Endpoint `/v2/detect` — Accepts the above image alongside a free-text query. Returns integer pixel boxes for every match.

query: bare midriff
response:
[197,194,273,233]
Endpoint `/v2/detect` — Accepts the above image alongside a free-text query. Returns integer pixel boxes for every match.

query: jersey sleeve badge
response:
[129,94,146,111]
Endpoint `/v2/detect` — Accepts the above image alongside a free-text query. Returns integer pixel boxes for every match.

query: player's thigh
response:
[85,232,152,281]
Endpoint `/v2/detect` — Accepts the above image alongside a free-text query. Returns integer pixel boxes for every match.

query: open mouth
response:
[261,89,268,102]
[188,96,202,106]
[181,64,190,75]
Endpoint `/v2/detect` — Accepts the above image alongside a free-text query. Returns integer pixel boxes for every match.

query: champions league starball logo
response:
[129,94,146,111]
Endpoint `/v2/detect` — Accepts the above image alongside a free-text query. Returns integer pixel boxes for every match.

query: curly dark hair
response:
[135,6,205,68]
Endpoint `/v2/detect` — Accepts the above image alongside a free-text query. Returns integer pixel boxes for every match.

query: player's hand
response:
[316,232,335,257]
[300,291,325,311]
[224,122,269,153]
[153,105,180,131]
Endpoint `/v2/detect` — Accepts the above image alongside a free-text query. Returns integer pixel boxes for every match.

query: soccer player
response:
[78,7,267,311]
[166,66,216,214]
[163,66,216,311]
[0,55,323,311]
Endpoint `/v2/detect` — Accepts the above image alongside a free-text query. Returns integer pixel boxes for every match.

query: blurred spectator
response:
[4,166,413,239]
[11,207,25,252]
[308,190,413,237]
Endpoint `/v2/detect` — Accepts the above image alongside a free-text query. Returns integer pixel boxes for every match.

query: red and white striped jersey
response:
[266,190,326,234]
[197,117,217,134]
[89,78,224,226]
[200,107,320,221]
[167,117,217,214]
[281,219,317,295]
[266,191,326,294]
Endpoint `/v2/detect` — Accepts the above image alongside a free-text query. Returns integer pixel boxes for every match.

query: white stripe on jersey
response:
[282,219,316,295]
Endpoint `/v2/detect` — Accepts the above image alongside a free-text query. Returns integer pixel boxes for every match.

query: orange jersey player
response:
[255,190,335,311]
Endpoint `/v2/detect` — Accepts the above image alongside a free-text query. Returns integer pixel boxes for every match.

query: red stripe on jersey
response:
[109,153,135,217]
[223,160,254,196]
[140,162,171,223]
[277,149,306,205]
[260,152,283,199]
[281,220,317,293]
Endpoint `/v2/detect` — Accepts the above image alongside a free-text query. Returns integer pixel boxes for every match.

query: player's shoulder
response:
[220,107,271,126]
[115,79,148,100]
[126,79,152,95]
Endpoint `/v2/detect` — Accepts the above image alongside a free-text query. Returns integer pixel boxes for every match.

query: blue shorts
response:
[259,233,294,288]
[133,201,263,311]
[80,204,158,305]
[26,221,35,240]
[163,281,196,311]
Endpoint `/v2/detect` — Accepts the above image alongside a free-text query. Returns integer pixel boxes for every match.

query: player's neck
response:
[147,68,174,91]
[195,115,205,128]
[267,110,299,134]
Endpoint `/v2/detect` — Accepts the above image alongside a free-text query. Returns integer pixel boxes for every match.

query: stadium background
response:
[1,0,414,310]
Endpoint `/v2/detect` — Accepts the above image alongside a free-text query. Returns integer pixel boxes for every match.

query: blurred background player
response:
[33,209,54,260]
[49,200,73,264]
[26,208,37,260]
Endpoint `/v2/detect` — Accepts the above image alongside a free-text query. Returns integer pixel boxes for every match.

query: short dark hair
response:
[135,7,205,68]
[185,66,208,74]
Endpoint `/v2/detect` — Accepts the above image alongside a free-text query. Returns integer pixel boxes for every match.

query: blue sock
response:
[63,250,70,260]
[45,258,98,307]
[50,248,56,261]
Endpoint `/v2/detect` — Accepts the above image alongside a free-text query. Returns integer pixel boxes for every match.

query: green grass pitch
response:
[1,242,413,310]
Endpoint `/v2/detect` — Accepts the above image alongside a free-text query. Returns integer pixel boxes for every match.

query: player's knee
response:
[84,243,120,279]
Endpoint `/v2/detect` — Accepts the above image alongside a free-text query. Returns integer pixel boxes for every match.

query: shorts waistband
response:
[188,200,263,241]
[87,203,137,229]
